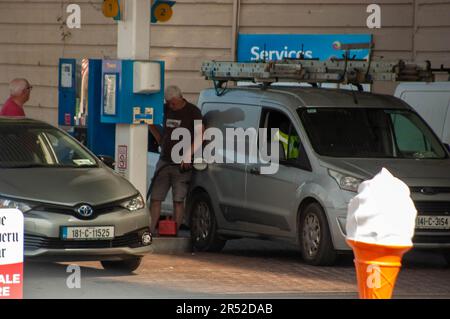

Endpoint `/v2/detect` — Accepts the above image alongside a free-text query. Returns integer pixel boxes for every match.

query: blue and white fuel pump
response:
[57,59,164,159]
[58,0,165,199]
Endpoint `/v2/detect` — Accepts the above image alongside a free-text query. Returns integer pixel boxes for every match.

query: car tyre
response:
[189,191,226,252]
[299,202,337,266]
[101,257,142,273]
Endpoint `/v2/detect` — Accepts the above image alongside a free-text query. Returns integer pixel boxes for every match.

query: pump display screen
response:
[60,63,73,88]
[103,73,117,115]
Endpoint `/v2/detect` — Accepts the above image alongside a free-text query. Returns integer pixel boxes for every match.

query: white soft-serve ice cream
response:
[346,168,417,247]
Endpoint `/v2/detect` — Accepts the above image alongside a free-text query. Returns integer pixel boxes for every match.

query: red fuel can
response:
[158,217,177,236]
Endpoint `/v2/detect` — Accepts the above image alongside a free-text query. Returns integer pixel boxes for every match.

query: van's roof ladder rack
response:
[201,59,436,89]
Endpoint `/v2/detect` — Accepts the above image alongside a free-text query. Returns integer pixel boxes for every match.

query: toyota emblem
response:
[77,204,94,217]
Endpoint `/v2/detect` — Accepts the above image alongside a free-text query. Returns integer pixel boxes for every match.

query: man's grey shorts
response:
[150,159,192,202]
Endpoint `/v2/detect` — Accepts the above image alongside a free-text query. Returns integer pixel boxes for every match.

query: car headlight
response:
[328,169,363,193]
[0,197,33,213]
[120,194,145,212]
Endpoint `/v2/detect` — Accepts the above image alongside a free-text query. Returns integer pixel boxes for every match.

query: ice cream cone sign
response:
[346,168,417,299]
[0,209,24,299]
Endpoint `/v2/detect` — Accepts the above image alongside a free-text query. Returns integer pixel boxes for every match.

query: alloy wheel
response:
[302,212,321,258]
[192,201,211,243]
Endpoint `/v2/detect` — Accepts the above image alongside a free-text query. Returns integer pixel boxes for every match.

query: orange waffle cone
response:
[346,239,412,299]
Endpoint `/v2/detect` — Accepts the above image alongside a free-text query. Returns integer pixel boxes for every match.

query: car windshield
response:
[0,124,98,168]
[298,108,447,159]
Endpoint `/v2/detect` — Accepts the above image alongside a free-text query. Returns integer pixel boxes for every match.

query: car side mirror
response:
[98,155,115,170]
[444,143,450,152]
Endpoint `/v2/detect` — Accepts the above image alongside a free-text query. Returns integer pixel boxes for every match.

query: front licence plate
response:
[61,226,115,240]
[415,216,450,230]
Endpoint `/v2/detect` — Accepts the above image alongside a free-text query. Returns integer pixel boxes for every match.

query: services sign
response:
[237,34,372,62]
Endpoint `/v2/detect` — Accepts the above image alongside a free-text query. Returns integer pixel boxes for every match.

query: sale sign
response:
[0,209,23,299]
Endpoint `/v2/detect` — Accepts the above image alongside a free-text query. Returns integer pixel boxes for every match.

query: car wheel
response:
[101,257,142,273]
[299,202,337,266]
[189,192,226,252]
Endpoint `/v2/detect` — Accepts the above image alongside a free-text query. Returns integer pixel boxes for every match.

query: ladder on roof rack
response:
[201,59,435,86]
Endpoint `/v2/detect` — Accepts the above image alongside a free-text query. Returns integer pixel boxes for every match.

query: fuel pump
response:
[100,59,165,178]
[58,58,164,164]
[57,0,167,200]
[58,58,116,158]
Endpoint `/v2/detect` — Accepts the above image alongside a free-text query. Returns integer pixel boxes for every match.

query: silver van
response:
[187,86,450,266]
[0,117,152,272]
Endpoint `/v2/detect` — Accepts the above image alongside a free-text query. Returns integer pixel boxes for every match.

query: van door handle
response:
[249,167,261,175]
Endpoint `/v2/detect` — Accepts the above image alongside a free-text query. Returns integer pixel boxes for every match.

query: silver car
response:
[187,87,450,266]
[0,117,152,272]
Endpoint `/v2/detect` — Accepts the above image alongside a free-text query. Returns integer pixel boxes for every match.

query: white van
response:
[395,82,450,145]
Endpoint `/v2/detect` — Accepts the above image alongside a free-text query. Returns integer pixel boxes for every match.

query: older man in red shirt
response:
[0,78,32,116]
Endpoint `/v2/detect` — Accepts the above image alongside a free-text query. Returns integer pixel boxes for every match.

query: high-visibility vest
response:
[275,130,300,159]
